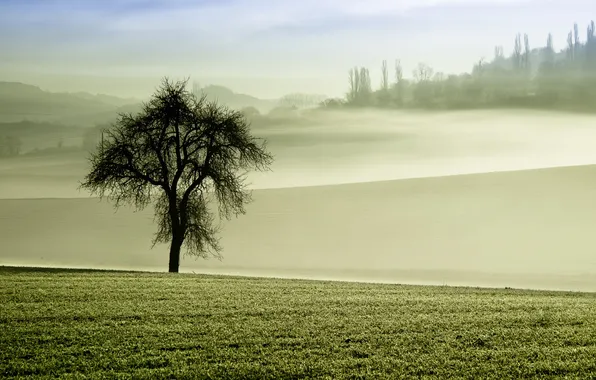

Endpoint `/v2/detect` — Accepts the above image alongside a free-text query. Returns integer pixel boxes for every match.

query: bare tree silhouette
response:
[80,78,273,272]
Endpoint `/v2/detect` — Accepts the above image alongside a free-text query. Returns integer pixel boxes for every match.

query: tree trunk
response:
[168,233,183,273]
[166,192,183,273]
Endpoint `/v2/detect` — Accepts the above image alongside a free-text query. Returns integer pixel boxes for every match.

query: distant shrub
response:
[267,106,299,119]
[319,98,346,109]
[82,124,110,152]
[240,106,260,119]
[0,135,22,157]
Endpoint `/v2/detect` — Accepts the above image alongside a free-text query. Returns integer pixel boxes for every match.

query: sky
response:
[0,0,594,99]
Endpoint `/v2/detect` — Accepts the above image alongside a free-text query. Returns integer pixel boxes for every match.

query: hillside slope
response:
[2,165,596,291]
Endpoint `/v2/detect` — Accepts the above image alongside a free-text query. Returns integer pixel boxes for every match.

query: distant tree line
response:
[321,20,596,113]
[278,93,327,109]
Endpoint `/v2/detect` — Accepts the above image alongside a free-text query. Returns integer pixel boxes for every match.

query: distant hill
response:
[0,82,140,126]
[198,85,277,113]
[58,102,145,127]
[66,92,139,107]
[0,82,280,126]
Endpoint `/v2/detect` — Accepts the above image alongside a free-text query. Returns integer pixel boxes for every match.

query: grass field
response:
[2,267,596,379]
[4,109,596,378]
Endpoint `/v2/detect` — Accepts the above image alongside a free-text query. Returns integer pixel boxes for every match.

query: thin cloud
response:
[0,0,538,45]
[93,0,537,36]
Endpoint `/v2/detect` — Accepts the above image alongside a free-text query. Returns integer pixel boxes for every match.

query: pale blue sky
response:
[0,0,593,98]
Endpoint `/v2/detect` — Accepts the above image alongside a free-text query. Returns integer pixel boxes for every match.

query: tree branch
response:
[179,133,216,229]
[122,149,163,187]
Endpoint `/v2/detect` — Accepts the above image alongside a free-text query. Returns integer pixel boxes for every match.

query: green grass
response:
[2,266,596,379]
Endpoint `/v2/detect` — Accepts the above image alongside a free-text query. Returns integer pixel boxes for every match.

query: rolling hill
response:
[0,81,281,126]
[199,85,277,112]
[0,82,134,124]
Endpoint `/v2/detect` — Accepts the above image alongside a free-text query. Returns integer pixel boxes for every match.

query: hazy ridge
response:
[0,81,281,126]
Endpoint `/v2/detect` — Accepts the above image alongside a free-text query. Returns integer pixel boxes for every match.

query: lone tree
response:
[80,78,273,273]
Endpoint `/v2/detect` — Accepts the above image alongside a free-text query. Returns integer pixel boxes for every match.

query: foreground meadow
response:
[2,267,596,379]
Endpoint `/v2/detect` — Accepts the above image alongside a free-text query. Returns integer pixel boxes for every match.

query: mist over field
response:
[2,0,596,293]
[3,109,596,197]
[2,108,596,291]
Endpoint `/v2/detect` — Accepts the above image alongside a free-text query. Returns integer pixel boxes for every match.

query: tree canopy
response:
[80,78,273,272]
